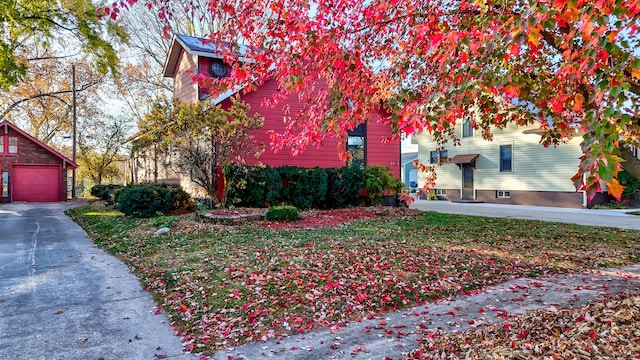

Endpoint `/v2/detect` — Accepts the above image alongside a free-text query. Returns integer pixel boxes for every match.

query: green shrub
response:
[325,166,364,208]
[90,184,123,205]
[265,205,300,221]
[226,165,282,207]
[364,166,403,205]
[619,170,640,200]
[278,166,327,209]
[116,183,194,217]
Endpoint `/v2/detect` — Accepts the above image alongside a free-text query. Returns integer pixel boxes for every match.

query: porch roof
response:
[448,153,479,167]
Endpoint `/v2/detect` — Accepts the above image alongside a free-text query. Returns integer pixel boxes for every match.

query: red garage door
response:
[12,165,61,202]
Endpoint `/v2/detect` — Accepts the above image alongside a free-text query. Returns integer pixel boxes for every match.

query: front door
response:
[462,164,474,200]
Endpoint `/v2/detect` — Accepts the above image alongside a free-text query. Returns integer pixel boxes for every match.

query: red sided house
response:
[0,120,77,203]
[141,34,399,194]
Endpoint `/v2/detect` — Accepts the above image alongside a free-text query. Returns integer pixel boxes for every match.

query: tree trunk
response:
[620,146,640,181]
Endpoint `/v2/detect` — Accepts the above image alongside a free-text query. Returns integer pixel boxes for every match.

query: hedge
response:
[90,184,123,205]
[116,183,194,217]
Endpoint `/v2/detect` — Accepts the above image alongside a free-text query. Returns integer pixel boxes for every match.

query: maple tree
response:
[137,97,264,206]
[106,0,640,200]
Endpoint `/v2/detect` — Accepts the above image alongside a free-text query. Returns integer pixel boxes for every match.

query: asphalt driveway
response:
[0,202,197,360]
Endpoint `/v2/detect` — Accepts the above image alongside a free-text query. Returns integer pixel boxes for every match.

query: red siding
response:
[169,49,401,174]
[366,111,401,178]
[224,79,347,168]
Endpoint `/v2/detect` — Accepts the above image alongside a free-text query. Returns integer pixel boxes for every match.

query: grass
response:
[627,210,640,216]
[66,205,640,355]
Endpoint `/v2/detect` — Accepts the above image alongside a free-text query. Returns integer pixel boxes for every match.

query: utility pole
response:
[72,65,77,199]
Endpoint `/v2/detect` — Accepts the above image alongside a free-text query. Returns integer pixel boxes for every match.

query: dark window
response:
[207,59,229,78]
[439,150,448,162]
[347,123,366,168]
[430,151,439,164]
[430,150,448,164]
[500,145,512,172]
[463,119,473,137]
[347,136,365,168]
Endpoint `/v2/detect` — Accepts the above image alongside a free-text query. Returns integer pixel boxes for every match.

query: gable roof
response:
[0,120,78,168]
[163,34,251,78]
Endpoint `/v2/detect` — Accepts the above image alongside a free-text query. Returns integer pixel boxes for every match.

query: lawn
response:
[66,205,640,356]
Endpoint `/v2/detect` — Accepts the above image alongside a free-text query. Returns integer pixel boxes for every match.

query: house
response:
[414,120,596,208]
[401,152,418,190]
[0,120,77,202]
[141,34,399,196]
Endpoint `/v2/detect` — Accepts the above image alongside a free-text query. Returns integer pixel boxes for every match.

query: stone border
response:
[197,211,266,224]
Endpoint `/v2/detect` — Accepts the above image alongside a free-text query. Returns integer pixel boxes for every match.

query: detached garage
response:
[0,120,77,203]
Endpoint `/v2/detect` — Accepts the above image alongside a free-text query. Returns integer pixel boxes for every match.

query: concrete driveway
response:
[410,200,640,230]
[0,202,197,360]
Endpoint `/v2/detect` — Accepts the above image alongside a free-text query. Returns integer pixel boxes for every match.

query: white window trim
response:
[496,190,511,198]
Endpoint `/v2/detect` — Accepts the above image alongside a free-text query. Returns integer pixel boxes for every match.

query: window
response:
[1,172,8,197]
[347,136,365,168]
[0,136,17,154]
[206,59,229,78]
[435,189,446,196]
[429,150,448,164]
[462,119,473,137]
[429,151,439,164]
[347,123,366,168]
[499,145,512,172]
[496,190,511,198]
[8,136,17,153]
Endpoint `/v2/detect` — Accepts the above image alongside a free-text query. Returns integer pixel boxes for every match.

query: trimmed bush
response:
[90,184,123,205]
[278,166,328,210]
[325,166,364,208]
[226,165,282,208]
[265,205,300,221]
[116,183,194,217]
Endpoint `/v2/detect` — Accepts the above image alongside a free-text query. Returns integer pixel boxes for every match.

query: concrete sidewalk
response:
[410,200,640,230]
[211,265,640,359]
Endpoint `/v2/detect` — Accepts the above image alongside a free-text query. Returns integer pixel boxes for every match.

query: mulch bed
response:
[202,207,418,230]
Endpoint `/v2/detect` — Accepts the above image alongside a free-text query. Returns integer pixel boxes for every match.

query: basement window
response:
[496,190,511,198]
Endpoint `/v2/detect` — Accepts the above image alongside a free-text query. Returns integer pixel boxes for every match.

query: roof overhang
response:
[163,34,255,78]
[448,153,479,168]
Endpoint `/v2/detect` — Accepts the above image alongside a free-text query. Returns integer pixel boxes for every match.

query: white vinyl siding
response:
[415,122,583,192]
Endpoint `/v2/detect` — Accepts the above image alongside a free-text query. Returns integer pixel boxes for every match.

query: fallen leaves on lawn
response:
[406,290,640,359]
[259,207,388,229]
[67,206,640,356]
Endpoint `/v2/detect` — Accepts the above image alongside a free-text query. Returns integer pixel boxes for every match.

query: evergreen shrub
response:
[265,205,300,221]
[116,183,194,217]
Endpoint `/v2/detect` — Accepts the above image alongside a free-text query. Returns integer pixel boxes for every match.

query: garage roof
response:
[0,120,78,168]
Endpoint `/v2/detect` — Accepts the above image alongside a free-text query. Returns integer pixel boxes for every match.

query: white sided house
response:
[414,120,602,208]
